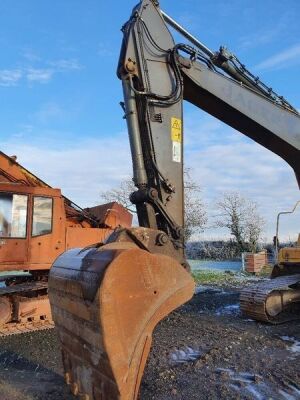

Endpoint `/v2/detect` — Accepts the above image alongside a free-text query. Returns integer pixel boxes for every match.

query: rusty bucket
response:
[49,239,194,399]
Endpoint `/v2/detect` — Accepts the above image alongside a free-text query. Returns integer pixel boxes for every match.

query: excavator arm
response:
[118,0,300,265]
[48,1,300,399]
[182,60,300,183]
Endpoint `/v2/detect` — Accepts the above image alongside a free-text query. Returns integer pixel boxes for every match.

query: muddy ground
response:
[0,284,299,400]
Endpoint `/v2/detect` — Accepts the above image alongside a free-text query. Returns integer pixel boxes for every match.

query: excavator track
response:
[0,320,54,337]
[0,280,54,336]
[240,274,300,323]
[0,280,48,295]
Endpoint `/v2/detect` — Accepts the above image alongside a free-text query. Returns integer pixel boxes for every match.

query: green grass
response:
[256,264,273,277]
[192,270,239,285]
[192,268,271,287]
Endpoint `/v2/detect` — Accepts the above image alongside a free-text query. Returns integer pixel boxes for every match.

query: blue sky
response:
[0,0,300,240]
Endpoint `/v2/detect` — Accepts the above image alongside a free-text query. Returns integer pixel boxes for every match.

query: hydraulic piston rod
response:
[161,11,214,58]
[161,10,278,97]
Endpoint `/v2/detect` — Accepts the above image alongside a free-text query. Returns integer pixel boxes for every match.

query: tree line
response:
[100,171,265,257]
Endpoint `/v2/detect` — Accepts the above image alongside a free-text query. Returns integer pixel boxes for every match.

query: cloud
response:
[2,111,300,241]
[183,111,299,239]
[26,68,53,83]
[238,29,280,50]
[237,11,291,51]
[49,59,82,71]
[11,124,33,139]
[0,58,83,87]
[0,67,53,85]
[22,49,41,62]
[254,44,300,71]
[0,69,22,87]
[33,102,64,123]
[2,133,132,208]
[97,43,115,57]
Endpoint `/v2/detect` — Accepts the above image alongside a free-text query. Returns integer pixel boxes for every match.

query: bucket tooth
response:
[64,372,71,385]
[49,245,194,400]
[71,383,79,396]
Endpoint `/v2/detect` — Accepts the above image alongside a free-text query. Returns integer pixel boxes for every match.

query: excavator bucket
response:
[49,231,194,400]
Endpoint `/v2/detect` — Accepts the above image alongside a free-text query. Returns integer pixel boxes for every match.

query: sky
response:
[0,0,300,241]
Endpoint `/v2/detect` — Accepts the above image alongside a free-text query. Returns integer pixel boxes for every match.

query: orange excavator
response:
[0,151,132,335]
[48,1,300,399]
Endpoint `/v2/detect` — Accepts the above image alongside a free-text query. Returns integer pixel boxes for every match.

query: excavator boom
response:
[49,1,300,399]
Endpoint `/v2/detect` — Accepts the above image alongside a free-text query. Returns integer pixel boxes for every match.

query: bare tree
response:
[100,170,206,241]
[101,179,136,213]
[215,191,265,253]
[184,169,207,241]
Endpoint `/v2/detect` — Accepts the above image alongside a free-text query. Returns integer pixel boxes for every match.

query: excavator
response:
[0,151,132,335]
[240,203,300,323]
[48,1,300,399]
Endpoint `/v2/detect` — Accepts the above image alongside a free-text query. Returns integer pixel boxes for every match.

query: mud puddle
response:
[281,336,300,355]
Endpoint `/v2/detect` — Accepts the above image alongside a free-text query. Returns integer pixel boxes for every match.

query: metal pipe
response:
[275,200,300,261]
[122,79,148,187]
[161,11,264,95]
[161,10,214,58]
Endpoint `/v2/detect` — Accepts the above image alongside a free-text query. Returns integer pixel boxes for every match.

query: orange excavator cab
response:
[0,151,132,335]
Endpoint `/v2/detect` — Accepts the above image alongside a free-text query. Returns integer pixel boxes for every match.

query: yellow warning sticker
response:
[171,117,182,142]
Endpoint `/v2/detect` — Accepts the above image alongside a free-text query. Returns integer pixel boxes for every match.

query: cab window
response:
[32,197,53,236]
[0,193,28,238]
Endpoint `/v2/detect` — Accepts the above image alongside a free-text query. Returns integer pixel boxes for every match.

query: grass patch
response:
[192,270,238,285]
[192,268,270,287]
[256,264,273,277]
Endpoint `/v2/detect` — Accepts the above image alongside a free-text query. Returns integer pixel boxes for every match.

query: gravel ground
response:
[0,285,299,400]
